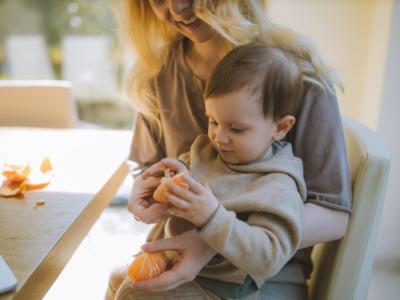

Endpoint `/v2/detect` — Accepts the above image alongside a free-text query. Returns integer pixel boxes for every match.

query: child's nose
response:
[215,129,229,145]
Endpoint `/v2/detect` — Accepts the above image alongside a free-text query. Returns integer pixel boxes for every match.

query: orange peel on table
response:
[34,199,46,209]
[0,180,26,197]
[0,158,53,197]
[2,164,31,183]
[153,169,189,204]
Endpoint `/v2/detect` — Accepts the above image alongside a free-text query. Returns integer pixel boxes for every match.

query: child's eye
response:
[231,127,244,133]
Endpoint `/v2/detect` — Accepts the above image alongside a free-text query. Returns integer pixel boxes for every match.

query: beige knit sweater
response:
[151,135,306,288]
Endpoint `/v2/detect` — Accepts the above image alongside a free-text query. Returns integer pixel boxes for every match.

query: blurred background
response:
[0,0,398,299]
[0,0,134,129]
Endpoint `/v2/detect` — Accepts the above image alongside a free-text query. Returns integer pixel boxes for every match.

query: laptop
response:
[0,256,17,294]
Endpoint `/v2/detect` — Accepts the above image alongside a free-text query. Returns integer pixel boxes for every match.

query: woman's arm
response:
[300,202,349,249]
[290,86,352,248]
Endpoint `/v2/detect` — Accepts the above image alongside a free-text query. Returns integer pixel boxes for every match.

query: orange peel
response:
[153,169,189,204]
[2,164,31,183]
[0,157,53,197]
[40,157,53,173]
[0,180,26,197]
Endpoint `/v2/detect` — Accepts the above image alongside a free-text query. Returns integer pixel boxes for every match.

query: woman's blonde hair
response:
[118,0,342,137]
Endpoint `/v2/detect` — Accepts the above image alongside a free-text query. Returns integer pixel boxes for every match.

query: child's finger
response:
[166,181,196,202]
[165,193,190,210]
[168,206,186,219]
[203,182,212,192]
[181,174,206,195]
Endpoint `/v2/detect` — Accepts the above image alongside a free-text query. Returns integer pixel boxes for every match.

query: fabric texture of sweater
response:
[159,135,307,288]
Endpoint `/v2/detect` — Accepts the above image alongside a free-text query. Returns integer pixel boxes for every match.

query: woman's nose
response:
[170,0,191,16]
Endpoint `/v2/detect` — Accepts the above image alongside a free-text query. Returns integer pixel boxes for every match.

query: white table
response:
[0,128,132,300]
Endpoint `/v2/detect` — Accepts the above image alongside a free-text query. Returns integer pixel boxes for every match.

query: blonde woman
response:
[107,1,352,299]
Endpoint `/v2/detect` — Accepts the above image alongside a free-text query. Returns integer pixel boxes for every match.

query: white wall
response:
[267,0,392,129]
[375,0,400,263]
[268,0,399,263]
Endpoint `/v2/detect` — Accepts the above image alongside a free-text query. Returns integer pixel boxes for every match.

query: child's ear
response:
[273,115,296,141]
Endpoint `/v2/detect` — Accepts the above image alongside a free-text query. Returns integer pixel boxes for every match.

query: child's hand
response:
[142,158,187,179]
[165,174,219,227]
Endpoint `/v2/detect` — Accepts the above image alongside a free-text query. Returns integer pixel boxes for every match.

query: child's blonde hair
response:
[205,43,303,121]
[118,0,342,136]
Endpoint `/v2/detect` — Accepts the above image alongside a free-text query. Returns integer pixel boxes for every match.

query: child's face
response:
[205,89,278,165]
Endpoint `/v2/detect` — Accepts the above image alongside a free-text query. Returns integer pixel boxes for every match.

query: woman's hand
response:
[128,175,169,224]
[165,174,219,227]
[142,157,187,179]
[131,230,216,292]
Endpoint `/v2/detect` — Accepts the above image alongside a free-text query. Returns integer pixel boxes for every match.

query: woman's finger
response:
[131,265,186,292]
[160,158,185,171]
[141,162,165,179]
[142,176,161,187]
[142,158,184,179]
[142,235,184,252]
[134,203,169,224]
[137,198,150,208]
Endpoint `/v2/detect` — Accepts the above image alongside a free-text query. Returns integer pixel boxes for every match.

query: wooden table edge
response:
[9,162,129,300]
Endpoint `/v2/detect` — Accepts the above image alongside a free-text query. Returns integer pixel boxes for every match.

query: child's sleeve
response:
[178,151,191,169]
[197,173,304,284]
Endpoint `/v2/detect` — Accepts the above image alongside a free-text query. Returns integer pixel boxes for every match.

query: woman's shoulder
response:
[303,81,337,105]
[299,81,340,119]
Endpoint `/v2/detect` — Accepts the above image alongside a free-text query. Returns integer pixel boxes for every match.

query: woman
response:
[107,0,352,299]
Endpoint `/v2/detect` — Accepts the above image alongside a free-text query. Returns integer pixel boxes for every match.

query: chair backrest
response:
[5,35,54,79]
[61,35,118,101]
[0,80,78,128]
[309,118,390,300]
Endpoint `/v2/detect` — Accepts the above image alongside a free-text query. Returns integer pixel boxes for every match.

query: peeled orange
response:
[153,169,189,204]
[127,252,168,282]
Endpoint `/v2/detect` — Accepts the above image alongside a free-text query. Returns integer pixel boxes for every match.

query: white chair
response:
[309,118,391,300]
[62,35,118,101]
[0,80,78,128]
[5,35,54,79]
